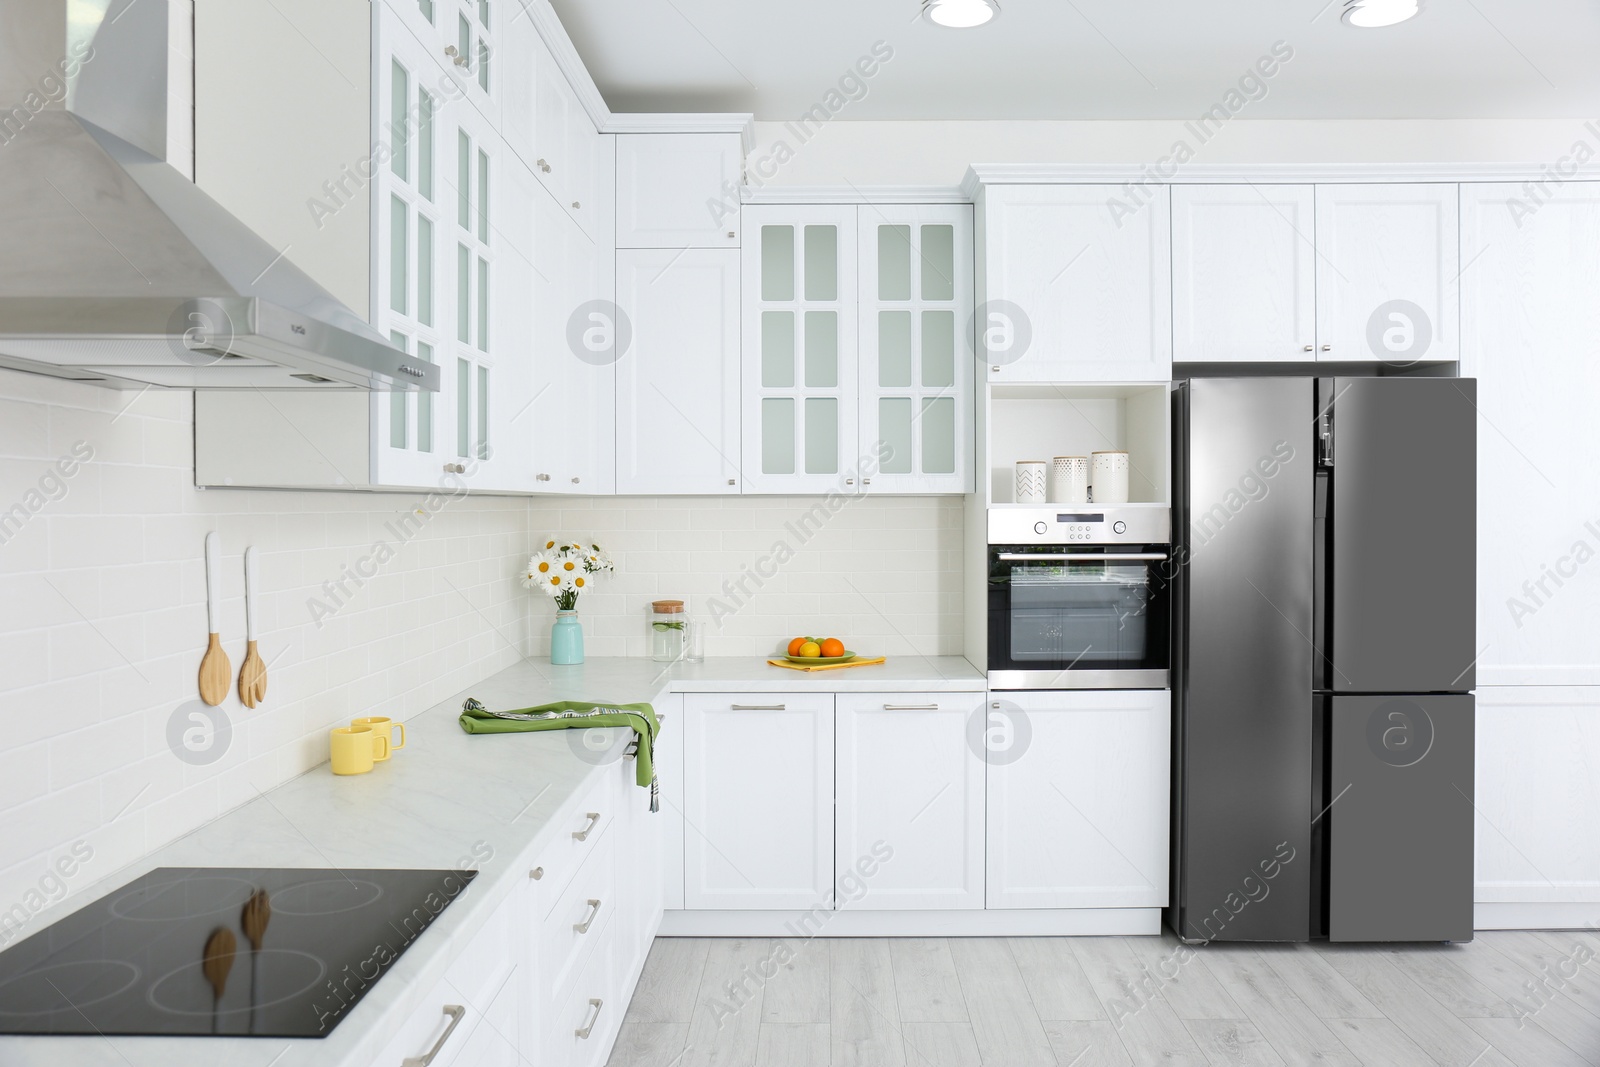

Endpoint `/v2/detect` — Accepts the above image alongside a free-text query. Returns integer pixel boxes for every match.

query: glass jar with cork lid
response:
[649,600,688,662]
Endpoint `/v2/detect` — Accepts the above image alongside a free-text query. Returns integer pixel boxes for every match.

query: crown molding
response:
[962,162,1584,198]
[603,113,757,156]
[741,184,970,205]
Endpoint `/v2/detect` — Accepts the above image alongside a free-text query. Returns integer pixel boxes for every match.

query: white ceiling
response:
[544,0,1600,120]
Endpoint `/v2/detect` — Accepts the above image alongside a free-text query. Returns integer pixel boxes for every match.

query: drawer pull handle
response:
[730,704,785,711]
[883,704,940,711]
[573,812,601,841]
[402,1004,466,1066]
[575,898,602,933]
[575,997,603,1039]
[529,866,544,881]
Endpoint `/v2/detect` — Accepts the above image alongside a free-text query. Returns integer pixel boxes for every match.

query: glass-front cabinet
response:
[375,3,512,487]
[385,0,497,122]
[858,206,974,493]
[741,206,858,493]
[741,204,974,494]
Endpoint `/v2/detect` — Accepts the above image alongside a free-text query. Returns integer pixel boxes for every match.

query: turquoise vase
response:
[550,610,584,665]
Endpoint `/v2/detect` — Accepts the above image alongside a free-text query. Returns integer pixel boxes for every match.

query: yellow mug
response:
[352,716,406,758]
[331,726,387,775]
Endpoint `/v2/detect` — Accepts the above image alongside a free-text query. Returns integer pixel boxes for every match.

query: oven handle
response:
[996,552,1169,562]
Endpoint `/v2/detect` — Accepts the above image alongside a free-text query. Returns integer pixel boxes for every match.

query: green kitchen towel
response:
[458,698,660,810]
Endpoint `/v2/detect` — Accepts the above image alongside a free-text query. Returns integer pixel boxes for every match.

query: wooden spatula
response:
[202,926,237,1034]
[239,547,266,708]
[198,531,231,707]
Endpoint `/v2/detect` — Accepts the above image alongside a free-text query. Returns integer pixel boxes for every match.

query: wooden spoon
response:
[241,890,270,1034]
[198,532,231,707]
[201,926,237,1034]
[239,547,266,708]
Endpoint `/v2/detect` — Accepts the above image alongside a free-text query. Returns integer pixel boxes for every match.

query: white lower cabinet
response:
[986,689,1171,910]
[683,693,835,909]
[834,692,986,910]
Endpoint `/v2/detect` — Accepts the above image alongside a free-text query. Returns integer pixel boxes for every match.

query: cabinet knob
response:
[536,473,551,482]
[727,478,736,486]
[443,45,467,68]
[529,866,544,880]
[571,476,581,484]
[1303,344,1314,352]
[845,478,854,485]
[443,463,465,474]
[727,231,737,239]
[572,201,581,210]
[1321,345,1332,352]
[537,158,551,173]
[863,478,871,486]
[991,365,1000,373]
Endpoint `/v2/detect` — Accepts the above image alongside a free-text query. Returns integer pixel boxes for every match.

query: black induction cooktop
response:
[0,866,476,1038]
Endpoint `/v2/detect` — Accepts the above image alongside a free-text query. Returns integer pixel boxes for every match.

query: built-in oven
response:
[987,507,1172,689]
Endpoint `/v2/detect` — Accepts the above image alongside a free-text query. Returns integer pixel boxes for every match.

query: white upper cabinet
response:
[616,248,741,495]
[1172,185,1317,363]
[741,206,860,493]
[835,693,986,911]
[857,205,975,493]
[383,0,499,124]
[1315,183,1459,364]
[980,185,1172,383]
[530,33,605,240]
[616,134,744,248]
[531,184,616,494]
[1461,182,1600,684]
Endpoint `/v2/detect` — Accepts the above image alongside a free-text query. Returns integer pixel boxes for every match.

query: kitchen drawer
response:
[536,821,618,1010]
[371,891,519,1067]
[532,768,619,917]
[544,911,619,1067]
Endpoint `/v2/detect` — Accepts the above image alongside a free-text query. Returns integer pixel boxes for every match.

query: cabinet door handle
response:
[727,231,737,239]
[1321,345,1332,352]
[883,703,940,710]
[529,866,544,880]
[572,811,601,840]
[443,463,465,474]
[575,998,603,1039]
[731,703,786,711]
[537,473,551,481]
[1303,344,1314,352]
[402,1005,466,1066]
[537,158,551,173]
[574,898,602,933]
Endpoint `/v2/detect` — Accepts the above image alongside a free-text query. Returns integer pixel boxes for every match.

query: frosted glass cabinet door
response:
[741,206,859,493]
[857,205,974,493]
[373,6,456,488]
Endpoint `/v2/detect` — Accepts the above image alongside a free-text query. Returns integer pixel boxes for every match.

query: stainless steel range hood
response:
[0,0,437,392]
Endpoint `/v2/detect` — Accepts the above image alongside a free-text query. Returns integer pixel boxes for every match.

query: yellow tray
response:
[766,656,886,673]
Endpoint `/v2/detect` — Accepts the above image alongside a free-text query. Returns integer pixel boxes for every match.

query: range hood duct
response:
[0,0,435,391]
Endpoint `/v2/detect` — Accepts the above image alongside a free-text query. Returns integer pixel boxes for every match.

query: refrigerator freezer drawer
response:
[1326,693,1475,942]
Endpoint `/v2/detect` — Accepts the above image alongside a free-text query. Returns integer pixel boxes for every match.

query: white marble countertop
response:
[0,655,985,1066]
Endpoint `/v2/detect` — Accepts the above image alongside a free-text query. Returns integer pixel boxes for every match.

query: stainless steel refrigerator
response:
[1169,377,1476,943]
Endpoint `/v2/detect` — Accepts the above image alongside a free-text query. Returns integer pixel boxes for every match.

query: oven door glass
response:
[988,545,1170,673]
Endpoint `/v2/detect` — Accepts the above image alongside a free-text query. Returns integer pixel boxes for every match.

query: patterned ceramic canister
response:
[1050,456,1090,504]
[1091,451,1130,504]
[1014,461,1048,504]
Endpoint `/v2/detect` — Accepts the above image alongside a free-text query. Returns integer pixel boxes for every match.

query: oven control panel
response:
[989,507,1170,546]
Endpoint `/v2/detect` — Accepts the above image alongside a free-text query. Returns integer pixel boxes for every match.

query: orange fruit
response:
[819,637,845,658]
[799,641,822,658]
[787,636,809,657]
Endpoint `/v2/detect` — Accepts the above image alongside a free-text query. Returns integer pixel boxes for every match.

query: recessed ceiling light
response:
[922,0,1000,29]
[1341,0,1420,28]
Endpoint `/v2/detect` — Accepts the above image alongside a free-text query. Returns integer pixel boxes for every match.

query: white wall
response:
[0,369,530,946]
[745,118,1597,187]
[524,495,965,660]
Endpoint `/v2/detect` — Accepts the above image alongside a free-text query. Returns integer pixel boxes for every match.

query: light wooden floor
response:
[605,930,1600,1066]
